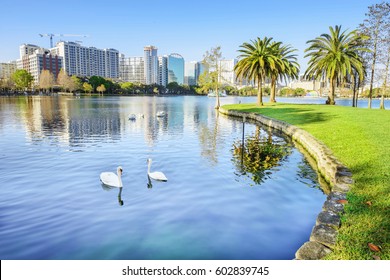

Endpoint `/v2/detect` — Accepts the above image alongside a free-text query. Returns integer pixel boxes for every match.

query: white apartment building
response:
[17,44,63,85]
[144,45,159,85]
[119,55,145,83]
[55,41,119,79]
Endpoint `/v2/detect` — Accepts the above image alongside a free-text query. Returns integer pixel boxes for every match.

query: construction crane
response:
[38,34,88,48]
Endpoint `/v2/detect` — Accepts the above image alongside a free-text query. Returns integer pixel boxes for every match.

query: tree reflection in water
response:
[232,130,291,184]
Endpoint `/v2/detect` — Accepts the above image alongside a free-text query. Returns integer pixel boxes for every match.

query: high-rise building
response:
[158,56,168,87]
[143,45,158,85]
[17,44,63,85]
[184,61,198,86]
[167,53,184,85]
[119,55,145,83]
[55,41,119,79]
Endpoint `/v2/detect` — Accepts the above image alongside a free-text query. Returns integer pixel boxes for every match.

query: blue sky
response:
[0,0,377,72]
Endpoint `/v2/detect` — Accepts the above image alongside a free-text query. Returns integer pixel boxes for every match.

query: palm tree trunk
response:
[270,78,276,103]
[327,78,336,105]
[257,78,263,106]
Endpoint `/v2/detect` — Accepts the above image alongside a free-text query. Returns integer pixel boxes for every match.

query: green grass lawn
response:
[222,102,390,260]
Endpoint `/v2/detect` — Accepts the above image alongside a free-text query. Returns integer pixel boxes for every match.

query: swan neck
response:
[147,161,151,174]
[118,171,123,187]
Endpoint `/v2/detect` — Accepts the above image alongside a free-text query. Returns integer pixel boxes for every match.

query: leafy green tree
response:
[202,46,223,109]
[96,84,106,95]
[83,82,93,94]
[197,71,216,94]
[120,82,135,94]
[359,2,390,108]
[89,76,106,92]
[235,37,281,106]
[69,75,82,92]
[304,25,368,105]
[11,69,34,91]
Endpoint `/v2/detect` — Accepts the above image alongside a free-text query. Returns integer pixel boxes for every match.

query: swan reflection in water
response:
[101,184,124,206]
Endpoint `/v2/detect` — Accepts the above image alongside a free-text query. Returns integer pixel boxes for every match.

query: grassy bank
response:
[222,103,389,260]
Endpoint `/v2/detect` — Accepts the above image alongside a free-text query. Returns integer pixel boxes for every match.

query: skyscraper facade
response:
[167,53,184,85]
[143,45,158,85]
[119,55,145,83]
[184,61,199,86]
[158,56,168,87]
[55,41,119,79]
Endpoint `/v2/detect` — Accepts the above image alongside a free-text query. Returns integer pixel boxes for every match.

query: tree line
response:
[202,2,390,109]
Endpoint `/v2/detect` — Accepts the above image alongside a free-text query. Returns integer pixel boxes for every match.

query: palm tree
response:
[235,37,282,106]
[304,25,368,105]
[269,43,300,102]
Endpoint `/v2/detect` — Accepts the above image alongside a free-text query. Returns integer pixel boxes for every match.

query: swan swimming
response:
[128,114,136,121]
[100,166,123,187]
[147,158,167,181]
[156,111,166,118]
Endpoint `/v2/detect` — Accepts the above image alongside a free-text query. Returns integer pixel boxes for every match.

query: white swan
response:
[147,158,167,181]
[156,111,166,117]
[100,166,123,187]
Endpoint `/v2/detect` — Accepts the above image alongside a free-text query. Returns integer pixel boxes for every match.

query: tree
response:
[83,82,93,94]
[304,25,368,105]
[120,82,135,94]
[11,69,34,91]
[359,2,390,108]
[89,76,106,92]
[269,42,299,103]
[235,37,281,106]
[57,68,71,92]
[380,41,390,109]
[197,71,216,94]
[69,75,82,92]
[0,78,14,92]
[202,46,223,109]
[96,84,106,95]
[39,70,55,92]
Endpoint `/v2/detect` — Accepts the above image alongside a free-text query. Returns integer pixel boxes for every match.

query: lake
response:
[0,95,330,260]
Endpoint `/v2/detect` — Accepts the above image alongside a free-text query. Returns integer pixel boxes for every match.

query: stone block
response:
[310,224,338,248]
[323,199,345,214]
[316,211,341,229]
[295,241,332,260]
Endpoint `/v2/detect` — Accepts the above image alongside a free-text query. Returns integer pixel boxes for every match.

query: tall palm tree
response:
[304,25,368,105]
[235,37,282,106]
[269,43,300,103]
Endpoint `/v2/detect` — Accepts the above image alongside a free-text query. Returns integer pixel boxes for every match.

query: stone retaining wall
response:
[219,107,354,260]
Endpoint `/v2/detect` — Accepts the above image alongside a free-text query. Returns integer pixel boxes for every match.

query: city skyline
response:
[0,0,374,72]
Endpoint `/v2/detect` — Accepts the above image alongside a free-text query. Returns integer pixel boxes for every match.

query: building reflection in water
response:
[0,95,243,155]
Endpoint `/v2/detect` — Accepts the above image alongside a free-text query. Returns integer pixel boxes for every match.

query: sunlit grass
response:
[223,102,390,260]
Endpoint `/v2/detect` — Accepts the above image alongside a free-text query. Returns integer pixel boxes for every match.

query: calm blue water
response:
[0,96,328,260]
